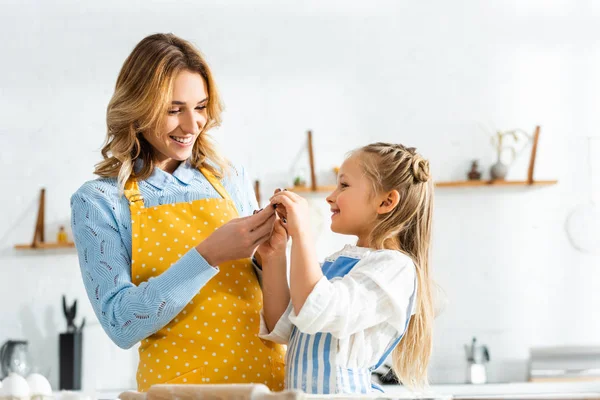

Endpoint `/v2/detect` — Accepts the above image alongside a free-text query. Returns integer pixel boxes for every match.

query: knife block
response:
[59,331,83,390]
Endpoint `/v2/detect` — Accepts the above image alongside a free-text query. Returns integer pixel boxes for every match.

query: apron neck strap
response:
[123,166,232,207]
[124,178,145,209]
[200,167,232,203]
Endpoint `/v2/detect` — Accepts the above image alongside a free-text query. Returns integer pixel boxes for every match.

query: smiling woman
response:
[70,33,285,392]
[141,71,209,173]
[95,33,226,188]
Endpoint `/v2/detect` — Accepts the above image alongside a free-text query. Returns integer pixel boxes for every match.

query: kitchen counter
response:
[382,381,600,399]
[54,381,600,400]
[57,389,450,399]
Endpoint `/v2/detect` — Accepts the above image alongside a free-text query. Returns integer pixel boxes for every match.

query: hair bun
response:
[412,157,430,183]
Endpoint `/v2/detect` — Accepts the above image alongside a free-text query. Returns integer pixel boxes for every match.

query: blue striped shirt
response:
[70,161,258,349]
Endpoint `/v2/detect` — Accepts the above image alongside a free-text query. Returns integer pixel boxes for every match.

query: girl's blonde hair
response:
[354,142,434,389]
[95,33,227,191]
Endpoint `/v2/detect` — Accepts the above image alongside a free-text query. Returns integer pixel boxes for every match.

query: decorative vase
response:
[467,160,482,180]
[490,160,508,180]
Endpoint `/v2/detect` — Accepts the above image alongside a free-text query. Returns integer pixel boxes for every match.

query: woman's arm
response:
[71,184,218,349]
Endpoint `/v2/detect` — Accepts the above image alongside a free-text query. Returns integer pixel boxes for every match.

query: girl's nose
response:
[326,192,335,204]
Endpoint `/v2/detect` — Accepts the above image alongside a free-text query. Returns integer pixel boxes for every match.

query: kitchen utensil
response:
[465,337,490,384]
[0,340,32,379]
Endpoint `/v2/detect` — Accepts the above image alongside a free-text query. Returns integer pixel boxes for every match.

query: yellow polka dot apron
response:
[125,168,286,392]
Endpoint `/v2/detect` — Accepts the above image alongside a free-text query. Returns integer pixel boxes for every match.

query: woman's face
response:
[143,70,208,173]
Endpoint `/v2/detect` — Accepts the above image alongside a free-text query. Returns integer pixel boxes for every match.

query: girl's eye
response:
[339,182,349,188]
[167,109,181,115]
[195,105,207,111]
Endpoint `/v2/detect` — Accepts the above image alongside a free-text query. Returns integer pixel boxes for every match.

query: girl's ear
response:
[376,190,400,215]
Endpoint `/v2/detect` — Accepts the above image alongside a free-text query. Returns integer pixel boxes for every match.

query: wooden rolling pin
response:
[119,384,304,400]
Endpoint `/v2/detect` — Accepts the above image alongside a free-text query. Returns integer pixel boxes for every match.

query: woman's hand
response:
[256,213,289,263]
[269,190,310,239]
[196,206,276,266]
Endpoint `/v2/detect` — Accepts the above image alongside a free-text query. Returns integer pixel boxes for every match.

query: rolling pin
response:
[119,384,304,400]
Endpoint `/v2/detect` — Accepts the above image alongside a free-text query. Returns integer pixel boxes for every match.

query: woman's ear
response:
[376,190,400,215]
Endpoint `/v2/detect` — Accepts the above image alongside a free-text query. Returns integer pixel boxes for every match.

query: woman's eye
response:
[339,182,349,188]
[167,109,181,115]
[195,105,207,111]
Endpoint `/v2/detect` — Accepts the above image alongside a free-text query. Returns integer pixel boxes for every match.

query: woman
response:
[71,33,285,392]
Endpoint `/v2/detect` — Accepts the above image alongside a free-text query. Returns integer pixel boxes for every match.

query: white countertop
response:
[382,381,600,398]
[55,381,600,400]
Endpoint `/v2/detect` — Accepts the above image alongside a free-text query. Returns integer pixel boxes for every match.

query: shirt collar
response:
[134,159,196,189]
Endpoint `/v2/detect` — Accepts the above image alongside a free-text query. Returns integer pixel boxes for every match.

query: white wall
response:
[1,0,599,390]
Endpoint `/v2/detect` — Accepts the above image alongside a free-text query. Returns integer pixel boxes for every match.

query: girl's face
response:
[143,70,208,173]
[326,155,381,246]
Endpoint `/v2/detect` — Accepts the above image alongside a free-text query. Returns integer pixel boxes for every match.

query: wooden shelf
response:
[435,180,558,188]
[15,242,75,250]
[290,180,559,190]
[287,185,337,193]
[14,188,76,251]
[437,126,557,189]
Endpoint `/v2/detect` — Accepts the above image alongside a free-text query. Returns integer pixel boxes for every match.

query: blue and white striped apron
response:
[285,252,416,394]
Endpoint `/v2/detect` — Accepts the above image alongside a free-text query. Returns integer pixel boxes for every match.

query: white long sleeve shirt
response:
[259,245,417,394]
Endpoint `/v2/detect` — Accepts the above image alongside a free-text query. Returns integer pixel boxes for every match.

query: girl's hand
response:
[269,190,310,238]
[271,188,287,221]
[256,214,289,263]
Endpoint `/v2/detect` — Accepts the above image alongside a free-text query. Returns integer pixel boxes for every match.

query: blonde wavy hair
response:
[95,33,227,191]
[354,142,434,389]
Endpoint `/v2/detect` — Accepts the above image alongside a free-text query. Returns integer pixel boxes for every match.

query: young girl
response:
[256,142,434,394]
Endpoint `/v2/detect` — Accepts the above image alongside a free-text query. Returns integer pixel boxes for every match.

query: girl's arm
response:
[269,191,324,314]
[260,218,291,332]
[290,231,323,314]
[261,252,290,332]
[234,167,292,330]
[257,213,293,344]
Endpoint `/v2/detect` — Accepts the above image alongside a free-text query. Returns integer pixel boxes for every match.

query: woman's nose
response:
[180,110,202,134]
